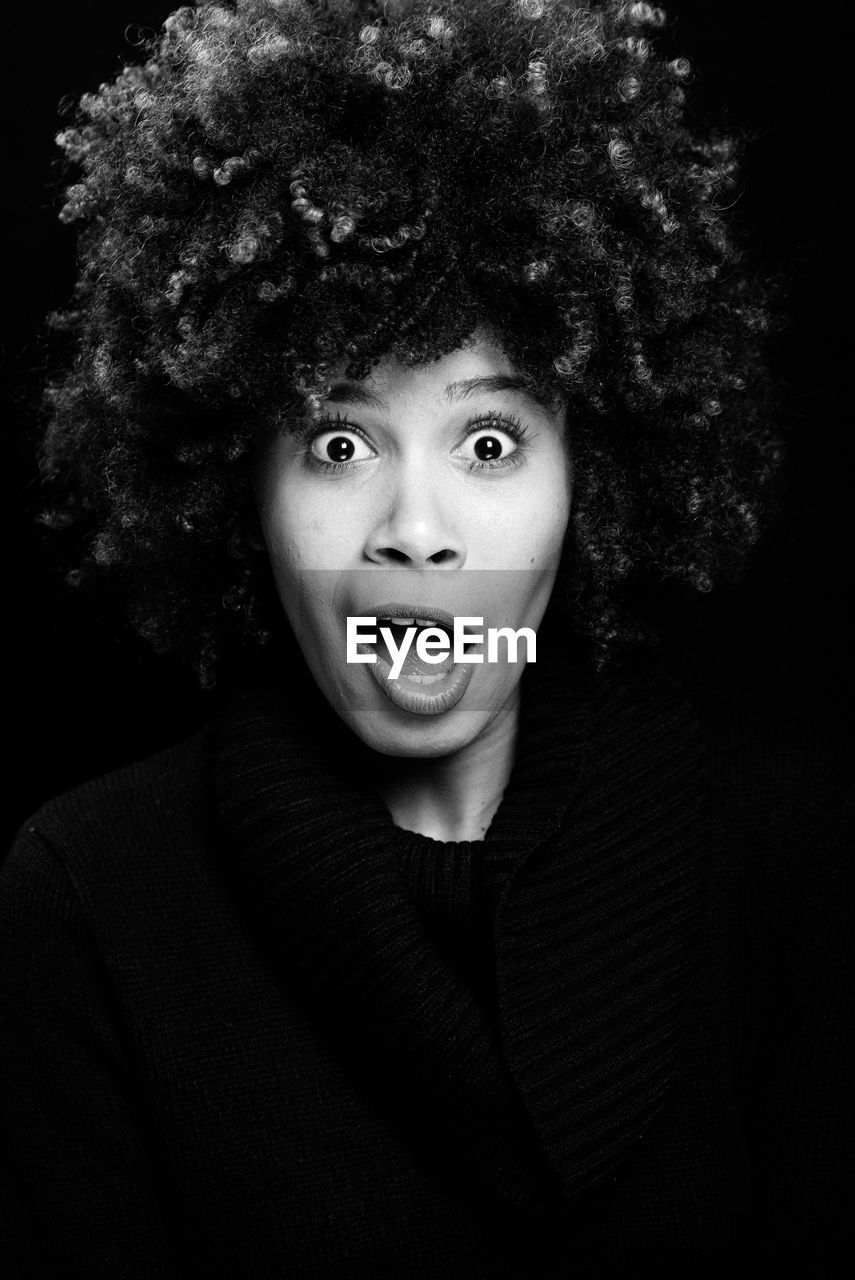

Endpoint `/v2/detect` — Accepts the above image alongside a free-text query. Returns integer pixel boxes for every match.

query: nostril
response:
[364,537,464,568]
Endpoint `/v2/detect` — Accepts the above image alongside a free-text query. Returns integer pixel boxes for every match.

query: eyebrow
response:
[445,375,550,409]
[323,374,552,412]
[323,384,389,410]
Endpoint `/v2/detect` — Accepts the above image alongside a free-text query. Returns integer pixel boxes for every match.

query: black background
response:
[3,1,851,845]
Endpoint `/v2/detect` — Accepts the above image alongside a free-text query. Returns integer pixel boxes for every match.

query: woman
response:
[2,1,852,1275]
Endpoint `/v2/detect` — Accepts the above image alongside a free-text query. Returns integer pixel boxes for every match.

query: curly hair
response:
[41,0,782,684]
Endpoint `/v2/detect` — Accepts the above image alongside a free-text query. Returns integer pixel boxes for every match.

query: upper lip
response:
[357,602,457,631]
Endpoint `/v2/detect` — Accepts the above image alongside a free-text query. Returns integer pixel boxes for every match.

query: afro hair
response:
[41,0,782,683]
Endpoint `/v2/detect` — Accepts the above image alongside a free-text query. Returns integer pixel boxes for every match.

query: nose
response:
[362,467,466,568]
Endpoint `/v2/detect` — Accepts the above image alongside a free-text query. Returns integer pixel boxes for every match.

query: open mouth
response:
[354,604,480,716]
[372,616,455,683]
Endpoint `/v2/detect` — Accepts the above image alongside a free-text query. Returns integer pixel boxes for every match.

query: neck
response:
[365,688,521,843]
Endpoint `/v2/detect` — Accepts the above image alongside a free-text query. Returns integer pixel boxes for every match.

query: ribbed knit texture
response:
[2,654,853,1277]
[215,648,705,1216]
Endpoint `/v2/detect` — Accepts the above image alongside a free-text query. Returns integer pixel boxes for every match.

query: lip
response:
[370,651,474,716]
[352,601,475,718]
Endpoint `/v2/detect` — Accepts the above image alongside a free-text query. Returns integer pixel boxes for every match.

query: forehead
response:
[325,336,553,414]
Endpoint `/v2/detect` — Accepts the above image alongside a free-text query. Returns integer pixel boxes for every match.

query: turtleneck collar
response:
[214,643,708,1219]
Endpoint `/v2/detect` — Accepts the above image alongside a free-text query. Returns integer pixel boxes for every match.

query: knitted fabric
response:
[215,648,706,1215]
[2,651,852,1276]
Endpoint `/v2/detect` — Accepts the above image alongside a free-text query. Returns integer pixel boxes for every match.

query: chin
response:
[329,673,517,760]
[352,714,489,760]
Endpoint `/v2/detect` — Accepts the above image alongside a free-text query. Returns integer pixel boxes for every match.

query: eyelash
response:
[301,413,373,475]
[301,411,533,475]
[464,412,530,472]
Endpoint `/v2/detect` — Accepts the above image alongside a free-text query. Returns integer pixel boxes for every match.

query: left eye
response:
[310,431,375,464]
[456,426,519,463]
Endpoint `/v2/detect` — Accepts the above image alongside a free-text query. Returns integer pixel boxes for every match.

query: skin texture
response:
[254,332,571,839]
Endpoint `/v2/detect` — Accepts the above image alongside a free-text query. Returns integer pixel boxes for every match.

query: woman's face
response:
[254,334,572,758]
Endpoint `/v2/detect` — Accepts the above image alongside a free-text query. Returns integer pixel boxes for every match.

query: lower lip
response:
[368,653,475,716]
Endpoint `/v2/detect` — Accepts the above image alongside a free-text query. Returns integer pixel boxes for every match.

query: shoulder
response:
[3,723,221,921]
[693,694,854,941]
[15,724,215,842]
[699,700,853,826]
[605,658,853,851]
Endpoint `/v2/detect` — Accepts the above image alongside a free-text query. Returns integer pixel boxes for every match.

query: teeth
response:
[378,615,449,630]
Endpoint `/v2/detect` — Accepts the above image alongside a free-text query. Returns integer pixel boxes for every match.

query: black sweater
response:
[1,655,853,1278]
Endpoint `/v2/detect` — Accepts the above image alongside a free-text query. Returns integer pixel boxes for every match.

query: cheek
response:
[257,498,316,630]
[535,452,573,549]
[488,470,571,563]
[255,457,342,643]
[259,489,350,646]
[261,480,332,577]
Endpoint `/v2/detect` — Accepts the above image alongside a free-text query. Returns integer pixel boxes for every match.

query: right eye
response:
[310,429,375,465]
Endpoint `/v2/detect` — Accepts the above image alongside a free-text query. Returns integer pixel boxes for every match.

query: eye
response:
[454,416,526,467]
[310,429,375,465]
